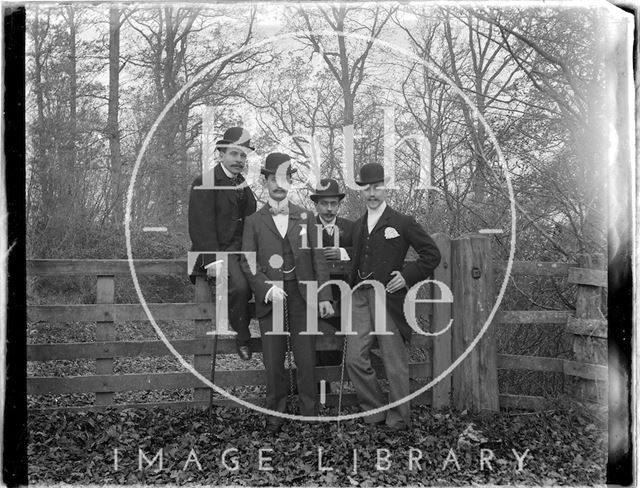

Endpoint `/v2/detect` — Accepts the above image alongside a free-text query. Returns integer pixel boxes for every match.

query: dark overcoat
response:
[188,164,257,281]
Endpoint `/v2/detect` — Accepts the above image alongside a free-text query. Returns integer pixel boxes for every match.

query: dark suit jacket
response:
[350,205,441,342]
[316,215,354,306]
[241,203,332,319]
[188,164,257,281]
[316,215,354,258]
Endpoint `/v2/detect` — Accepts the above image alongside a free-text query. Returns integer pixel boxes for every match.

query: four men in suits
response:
[188,127,257,360]
[189,129,441,433]
[240,153,334,433]
[346,163,441,431]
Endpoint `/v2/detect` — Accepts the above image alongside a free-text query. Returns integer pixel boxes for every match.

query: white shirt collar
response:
[367,200,387,220]
[268,197,289,211]
[219,163,235,179]
[366,200,387,232]
[319,216,337,228]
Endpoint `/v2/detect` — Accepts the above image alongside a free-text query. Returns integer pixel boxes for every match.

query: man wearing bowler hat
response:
[310,178,354,370]
[346,162,441,431]
[241,153,334,433]
[188,127,257,360]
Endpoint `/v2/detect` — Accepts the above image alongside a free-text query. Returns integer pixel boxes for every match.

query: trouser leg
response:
[259,313,288,425]
[369,292,411,428]
[226,255,252,346]
[208,255,251,345]
[345,288,386,424]
[286,281,318,416]
[316,316,343,366]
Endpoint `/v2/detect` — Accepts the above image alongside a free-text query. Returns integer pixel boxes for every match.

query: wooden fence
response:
[26,234,607,412]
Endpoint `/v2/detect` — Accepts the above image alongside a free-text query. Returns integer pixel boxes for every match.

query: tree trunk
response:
[107,7,122,225]
[29,8,46,225]
[67,7,77,171]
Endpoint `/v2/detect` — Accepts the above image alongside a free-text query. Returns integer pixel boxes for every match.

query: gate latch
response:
[471,267,481,279]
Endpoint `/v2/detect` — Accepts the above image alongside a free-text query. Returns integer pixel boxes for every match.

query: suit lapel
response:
[215,164,239,207]
[370,206,392,237]
[244,182,256,211]
[316,215,327,247]
[336,217,349,239]
[317,215,336,247]
[259,205,282,240]
[285,205,301,248]
[351,214,366,263]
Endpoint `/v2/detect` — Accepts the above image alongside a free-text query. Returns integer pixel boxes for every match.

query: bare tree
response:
[106,7,123,224]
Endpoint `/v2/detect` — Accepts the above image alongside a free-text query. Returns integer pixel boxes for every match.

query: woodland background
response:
[25,3,613,401]
[26,3,608,261]
[23,3,615,483]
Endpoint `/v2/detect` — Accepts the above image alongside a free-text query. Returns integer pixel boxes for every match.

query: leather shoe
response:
[237,344,252,361]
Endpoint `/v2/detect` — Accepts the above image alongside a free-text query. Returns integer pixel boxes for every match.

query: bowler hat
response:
[310,178,345,202]
[260,152,297,176]
[355,163,389,186]
[216,127,254,151]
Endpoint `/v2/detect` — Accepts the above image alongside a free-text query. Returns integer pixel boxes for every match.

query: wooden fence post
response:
[451,234,499,411]
[194,276,211,404]
[431,233,452,409]
[95,275,115,406]
[566,253,607,404]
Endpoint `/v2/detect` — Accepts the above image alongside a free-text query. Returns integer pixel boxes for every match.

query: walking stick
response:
[336,301,353,431]
[208,331,219,423]
[283,296,296,411]
[337,334,348,429]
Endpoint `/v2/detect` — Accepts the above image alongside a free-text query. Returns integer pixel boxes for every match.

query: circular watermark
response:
[125,29,516,422]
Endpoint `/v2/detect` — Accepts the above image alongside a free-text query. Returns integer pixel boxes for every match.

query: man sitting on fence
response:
[188,127,257,361]
[240,153,334,434]
[346,163,441,431]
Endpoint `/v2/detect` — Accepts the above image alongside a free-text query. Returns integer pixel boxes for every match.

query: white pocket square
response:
[384,227,400,239]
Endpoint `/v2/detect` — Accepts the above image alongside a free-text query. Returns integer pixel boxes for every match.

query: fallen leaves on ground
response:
[27,403,606,485]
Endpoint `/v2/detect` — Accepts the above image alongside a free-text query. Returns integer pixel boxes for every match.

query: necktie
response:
[269,205,289,216]
[325,225,334,236]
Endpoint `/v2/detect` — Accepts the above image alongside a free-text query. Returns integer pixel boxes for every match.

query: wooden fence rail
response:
[27,258,578,276]
[27,305,573,326]
[26,236,607,412]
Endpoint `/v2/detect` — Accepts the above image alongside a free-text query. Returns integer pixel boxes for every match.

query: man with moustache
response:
[310,178,354,370]
[346,163,441,431]
[188,127,256,360]
[241,153,334,434]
